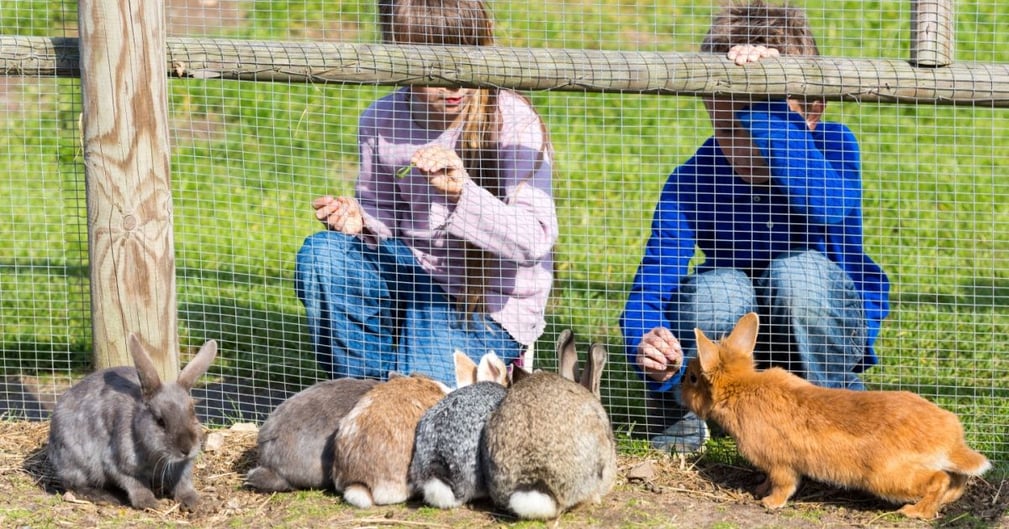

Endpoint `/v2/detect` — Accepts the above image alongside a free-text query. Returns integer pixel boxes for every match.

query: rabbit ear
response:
[579,343,607,398]
[454,350,478,388]
[128,333,163,400]
[477,352,509,385]
[724,312,759,359]
[433,379,452,395]
[556,329,577,382]
[177,339,217,390]
[509,364,532,385]
[693,326,721,375]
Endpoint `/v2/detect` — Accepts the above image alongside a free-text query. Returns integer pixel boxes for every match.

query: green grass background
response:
[2,0,1008,468]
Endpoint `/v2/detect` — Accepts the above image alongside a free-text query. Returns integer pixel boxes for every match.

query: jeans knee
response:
[767,250,832,278]
[764,251,838,308]
[687,269,757,313]
[297,231,358,268]
[676,268,757,343]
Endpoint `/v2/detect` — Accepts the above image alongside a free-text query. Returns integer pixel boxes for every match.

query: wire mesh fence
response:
[1,0,1007,465]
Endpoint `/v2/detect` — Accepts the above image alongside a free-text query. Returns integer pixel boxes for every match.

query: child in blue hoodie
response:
[620,1,890,454]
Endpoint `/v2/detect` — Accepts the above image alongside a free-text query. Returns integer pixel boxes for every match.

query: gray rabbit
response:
[409,351,510,508]
[481,330,616,520]
[47,334,218,511]
[245,377,379,492]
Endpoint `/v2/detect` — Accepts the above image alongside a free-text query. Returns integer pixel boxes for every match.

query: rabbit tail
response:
[341,484,374,509]
[509,489,559,520]
[422,478,462,509]
[949,446,991,476]
[343,481,409,508]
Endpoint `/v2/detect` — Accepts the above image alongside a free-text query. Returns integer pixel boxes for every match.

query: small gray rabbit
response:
[409,351,510,508]
[47,334,218,511]
[332,373,449,508]
[245,377,379,492]
[482,330,617,520]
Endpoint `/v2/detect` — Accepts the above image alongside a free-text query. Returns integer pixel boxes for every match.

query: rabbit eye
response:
[155,415,166,429]
[688,372,697,384]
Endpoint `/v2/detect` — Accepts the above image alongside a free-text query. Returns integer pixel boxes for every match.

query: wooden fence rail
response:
[3,37,1009,106]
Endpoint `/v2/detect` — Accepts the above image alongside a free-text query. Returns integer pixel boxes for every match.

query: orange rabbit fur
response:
[680,312,991,519]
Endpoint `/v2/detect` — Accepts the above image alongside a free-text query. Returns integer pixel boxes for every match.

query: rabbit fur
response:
[245,377,379,491]
[47,334,218,511]
[409,351,510,508]
[482,329,617,520]
[332,373,449,508]
[680,312,991,519]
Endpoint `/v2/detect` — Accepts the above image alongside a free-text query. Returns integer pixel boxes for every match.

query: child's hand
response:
[312,195,364,235]
[636,327,684,383]
[727,44,780,66]
[411,145,469,201]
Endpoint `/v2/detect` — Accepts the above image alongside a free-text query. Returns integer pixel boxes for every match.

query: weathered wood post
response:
[78,0,179,380]
[910,0,955,67]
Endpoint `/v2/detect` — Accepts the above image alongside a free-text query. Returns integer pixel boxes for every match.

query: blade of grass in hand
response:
[396,163,415,179]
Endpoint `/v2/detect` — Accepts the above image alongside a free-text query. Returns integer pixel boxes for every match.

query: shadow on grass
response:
[22,443,59,494]
[894,276,1009,312]
[179,299,323,424]
[193,380,294,426]
[0,377,54,421]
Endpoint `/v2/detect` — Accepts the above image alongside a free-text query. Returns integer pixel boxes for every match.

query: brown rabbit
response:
[680,312,990,519]
[331,373,449,508]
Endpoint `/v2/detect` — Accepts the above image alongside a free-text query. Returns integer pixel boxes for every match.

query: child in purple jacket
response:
[295,0,557,385]
[620,1,890,454]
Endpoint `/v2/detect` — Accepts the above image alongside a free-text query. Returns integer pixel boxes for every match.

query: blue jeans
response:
[648,250,867,429]
[294,231,523,386]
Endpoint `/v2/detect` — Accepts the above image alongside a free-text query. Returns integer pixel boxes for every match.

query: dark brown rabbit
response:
[680,312,991,519]
[48,334,218,511]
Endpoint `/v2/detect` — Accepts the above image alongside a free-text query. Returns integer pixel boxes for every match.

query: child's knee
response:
[687,268,758,315]
[298,231,358,263]
[764,251,837,299]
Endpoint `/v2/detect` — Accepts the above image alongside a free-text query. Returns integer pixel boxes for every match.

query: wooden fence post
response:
[910,0,955,67]
[78,0,179,380]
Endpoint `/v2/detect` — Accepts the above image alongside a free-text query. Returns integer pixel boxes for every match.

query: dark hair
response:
[701,1,819,57]
[378,0,494,46]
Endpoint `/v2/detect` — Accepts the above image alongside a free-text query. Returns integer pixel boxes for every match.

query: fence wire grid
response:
[1,0,1007,466]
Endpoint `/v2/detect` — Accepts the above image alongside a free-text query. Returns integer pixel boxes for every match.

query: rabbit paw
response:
[760,494,788,510]
[898,502,939,520]
[175,488,203,513]
[127,488,160,510]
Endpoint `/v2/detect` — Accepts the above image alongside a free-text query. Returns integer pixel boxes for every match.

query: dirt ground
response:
[1,421,1005,529]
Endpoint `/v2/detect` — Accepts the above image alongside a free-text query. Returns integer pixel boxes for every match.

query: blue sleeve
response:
[620,174,697,392]
[816,123,890,367]
[828,213,891,369]
[736,101,861,226]
[741,103,891,367]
